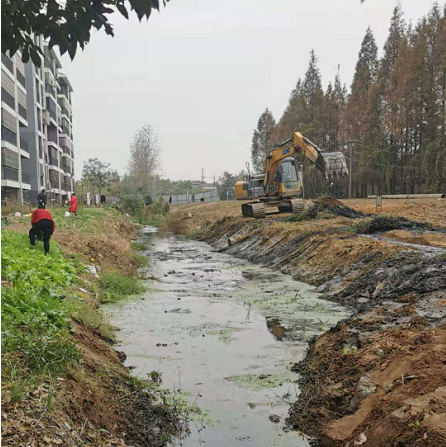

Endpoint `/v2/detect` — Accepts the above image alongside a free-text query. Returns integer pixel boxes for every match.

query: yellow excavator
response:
[238,131,348,218]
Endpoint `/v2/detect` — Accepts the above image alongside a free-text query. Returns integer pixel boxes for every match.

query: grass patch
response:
[1,230,83,399]
[136,216,166,227]
[133,252,149,267]
[131,241,147,251]
[99,272,146,303]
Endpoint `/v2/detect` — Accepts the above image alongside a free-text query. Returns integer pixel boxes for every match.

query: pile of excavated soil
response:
[289,311,446,447]
[295,197,366,221]
[354,215,440,235]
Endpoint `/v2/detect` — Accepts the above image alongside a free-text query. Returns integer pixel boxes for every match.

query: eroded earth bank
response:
[165,198,446,447]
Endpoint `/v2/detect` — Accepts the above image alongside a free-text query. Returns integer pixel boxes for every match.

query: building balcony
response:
[22,171,30,184]
[62,164,71,175]
[1,165,19,182]
[1,53,14,73]
[18,104,27,121]
[20,137,29,155]
[44,57,55,76]
[48,156,59,167]
[16,70,26,88]
[45,83,56,98]
[1,88,15,109]
[1,126,17,146]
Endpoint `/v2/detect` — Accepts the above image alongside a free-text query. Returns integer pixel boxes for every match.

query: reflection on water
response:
[266,317,288,341]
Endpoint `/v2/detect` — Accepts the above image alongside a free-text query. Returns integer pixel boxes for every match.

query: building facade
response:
[1,39,75,205]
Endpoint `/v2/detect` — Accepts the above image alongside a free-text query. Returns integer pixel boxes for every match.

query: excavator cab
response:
[276,158,300,193]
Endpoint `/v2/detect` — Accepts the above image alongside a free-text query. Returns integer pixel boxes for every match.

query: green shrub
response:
[120,191,144,215]
[99,272,145,303]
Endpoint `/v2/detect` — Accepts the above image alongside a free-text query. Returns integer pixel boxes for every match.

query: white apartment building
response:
[1,38,75,205]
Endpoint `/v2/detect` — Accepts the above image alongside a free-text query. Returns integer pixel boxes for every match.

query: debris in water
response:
[164,308,192,314]
[269,414,281,423]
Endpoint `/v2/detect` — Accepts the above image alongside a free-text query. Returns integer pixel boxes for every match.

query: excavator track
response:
[251,203,265,218]
[289,199,304,215]
[242,202,265,218]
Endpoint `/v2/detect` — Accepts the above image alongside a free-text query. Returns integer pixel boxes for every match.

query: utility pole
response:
[201,168,204,190]
[343,140,357,199]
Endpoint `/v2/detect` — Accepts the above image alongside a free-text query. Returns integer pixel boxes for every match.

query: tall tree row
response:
[251,3,446,196]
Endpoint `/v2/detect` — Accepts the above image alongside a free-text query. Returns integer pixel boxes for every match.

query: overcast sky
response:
[62,0,433,182]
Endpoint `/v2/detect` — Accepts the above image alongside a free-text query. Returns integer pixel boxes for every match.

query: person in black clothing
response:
[29,203,56,254]
[36,189,47,208]
[169,196,172,205]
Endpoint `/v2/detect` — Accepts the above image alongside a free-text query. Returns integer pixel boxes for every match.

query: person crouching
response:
[29,203,56,254]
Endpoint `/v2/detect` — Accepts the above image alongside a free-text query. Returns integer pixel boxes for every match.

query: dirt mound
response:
[288,315,446,447]
[289,197,366,222]
[355,215,435,235]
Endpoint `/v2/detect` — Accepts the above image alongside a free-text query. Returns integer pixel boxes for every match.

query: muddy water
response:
[107,227,348,447]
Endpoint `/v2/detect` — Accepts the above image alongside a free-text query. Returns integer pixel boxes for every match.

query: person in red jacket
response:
[30,203,56,254]
[68,193,78,215]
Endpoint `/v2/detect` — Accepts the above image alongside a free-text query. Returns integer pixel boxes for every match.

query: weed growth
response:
[131,241,147,251]
[99,272,145,303]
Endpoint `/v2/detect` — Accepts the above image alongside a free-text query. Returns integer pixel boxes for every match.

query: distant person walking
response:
[29,203,55,254]
[169,196,172,206]
[68,193,78,215]
[36,188,47,209]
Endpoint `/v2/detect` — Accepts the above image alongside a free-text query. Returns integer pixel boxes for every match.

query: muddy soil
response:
[165,200,446,446]
[106,227,348,447]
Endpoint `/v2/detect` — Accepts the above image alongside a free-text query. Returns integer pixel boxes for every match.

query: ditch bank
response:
[166,200,446,446]
[1,208,187,447]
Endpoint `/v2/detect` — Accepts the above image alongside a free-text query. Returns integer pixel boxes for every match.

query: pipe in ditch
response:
[367,194,445,199]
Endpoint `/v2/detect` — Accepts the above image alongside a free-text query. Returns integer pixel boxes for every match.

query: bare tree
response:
[128,125,161,190]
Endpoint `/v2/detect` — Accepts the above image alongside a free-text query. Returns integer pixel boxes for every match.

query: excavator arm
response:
[264,131,348,188]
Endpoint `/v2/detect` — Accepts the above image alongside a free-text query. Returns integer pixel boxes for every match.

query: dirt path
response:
[165,199,446,446]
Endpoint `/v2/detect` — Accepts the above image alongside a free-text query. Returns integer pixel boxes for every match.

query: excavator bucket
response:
[322,152,349,179]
